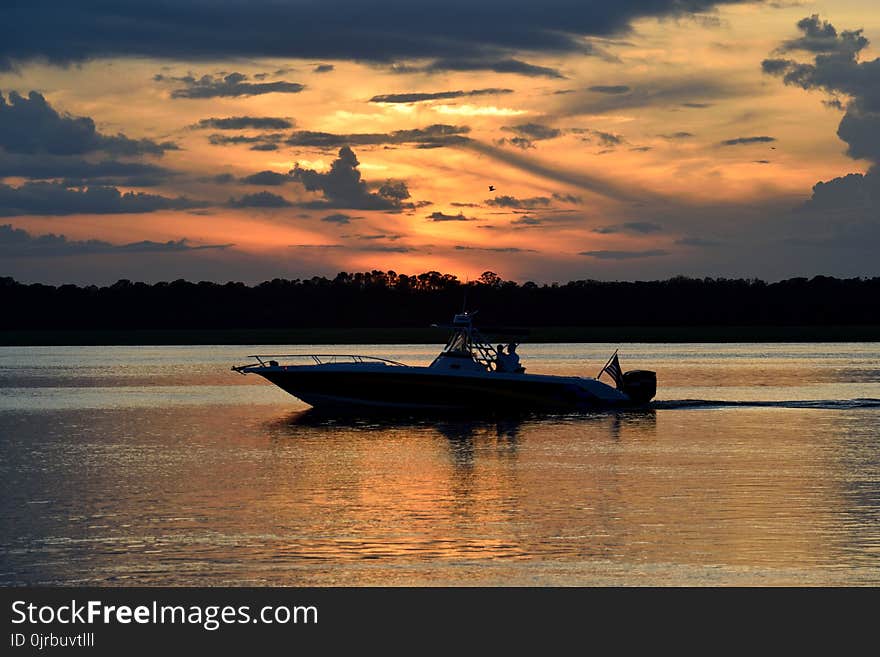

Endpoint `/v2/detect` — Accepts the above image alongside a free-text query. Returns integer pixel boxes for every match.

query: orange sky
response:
[1,1,879,284]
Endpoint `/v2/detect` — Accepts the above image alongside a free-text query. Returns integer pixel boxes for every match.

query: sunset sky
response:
[1,1,878,284]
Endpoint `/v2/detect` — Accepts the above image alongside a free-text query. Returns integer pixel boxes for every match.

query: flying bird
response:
[488,185,495,192]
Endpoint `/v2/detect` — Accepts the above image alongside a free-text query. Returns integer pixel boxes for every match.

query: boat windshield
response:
[444,330,470,354]
[432,313,499,371]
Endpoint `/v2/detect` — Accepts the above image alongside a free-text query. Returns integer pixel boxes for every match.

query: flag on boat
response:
[599,350,624,389]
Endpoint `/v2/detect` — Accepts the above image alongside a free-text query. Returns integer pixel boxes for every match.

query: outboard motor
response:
[621,370,656,404]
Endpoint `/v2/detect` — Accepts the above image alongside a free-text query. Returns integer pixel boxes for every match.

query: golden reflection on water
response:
[1,343,879,585]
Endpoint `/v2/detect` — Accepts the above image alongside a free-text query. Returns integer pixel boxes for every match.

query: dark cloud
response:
[485,195,552,209]
[659,131,695,139]
[356,233,404,241]
[240,170,290,186]
[0,151,174,186]
[0,224,230,258]
[194,116,294,130]
[588,85,631,94]
[777,15,868,56]
[719,136,776,146]
[377,180,410,201]
[593,221,663,234]
[552,193,582,204]
[1,2,749,70]
[681,102,713,108]
[291,146,410,210]
[454,245,537,253]
[313,64,334,73]
[204,173,236,185]
[286,124,470,149]
[226,191,292,208]
[394,58,566,79]
[511,216,542,226]
[499,122,561,149]
[370,88,513,104]
[208,133,284,150]
[157,72,304,99]
[804,169,880,210]
[321,213,354,224]
[579,249,669,259]
[427,211,474,222]
[763,15,880,212]
[0,182,206,216]
[0,91,176,156]
[590,130,624,146]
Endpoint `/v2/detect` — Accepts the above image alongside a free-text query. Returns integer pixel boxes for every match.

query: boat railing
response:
[242,354,408,367]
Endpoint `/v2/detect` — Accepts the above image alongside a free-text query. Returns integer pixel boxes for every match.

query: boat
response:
[231,312,656,410]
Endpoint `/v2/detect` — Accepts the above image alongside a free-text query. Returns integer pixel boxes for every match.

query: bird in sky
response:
[488,185,495,191]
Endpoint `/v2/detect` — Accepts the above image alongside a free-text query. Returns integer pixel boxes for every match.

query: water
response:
[1,343,879,586]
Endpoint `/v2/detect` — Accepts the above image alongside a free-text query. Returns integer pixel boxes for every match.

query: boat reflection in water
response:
[234,312,657,410]
[272,406,658,452]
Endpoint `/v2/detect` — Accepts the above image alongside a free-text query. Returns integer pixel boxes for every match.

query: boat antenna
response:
[462,279,469,313]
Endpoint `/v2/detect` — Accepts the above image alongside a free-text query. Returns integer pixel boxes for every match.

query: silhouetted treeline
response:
[1,271,879,330]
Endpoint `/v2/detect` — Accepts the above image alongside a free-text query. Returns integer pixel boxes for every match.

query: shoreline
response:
[2,325,880,345]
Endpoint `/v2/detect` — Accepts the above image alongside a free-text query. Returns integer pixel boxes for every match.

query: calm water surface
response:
[1,343,879,585]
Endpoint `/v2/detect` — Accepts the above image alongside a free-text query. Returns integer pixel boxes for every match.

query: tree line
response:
[1,271,879,329]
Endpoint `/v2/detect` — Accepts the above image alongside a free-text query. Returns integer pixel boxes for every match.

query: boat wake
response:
[652,398,880,411]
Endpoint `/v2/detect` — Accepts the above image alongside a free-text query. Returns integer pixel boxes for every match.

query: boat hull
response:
[253,365,634,410]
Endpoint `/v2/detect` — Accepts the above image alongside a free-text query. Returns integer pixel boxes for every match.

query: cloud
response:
[226,191,292,208]
[453,245,537,253]
[207,133,284,150]
[762,15,880,211]
[427,211,474,221]
[356,233,404,241]
[579,249,669,259]
[805,169,880,210]
[593,221,663,234]
[587,85,631,94]
[194,116,294,130]
[291,146,411,210]
[498,122,562,149]
[370,88,513,104]
[411,58,566,79]
[286,124,470,149]
[1,2,750,70]
[313,64,334,73]
[0,224,230,258]
[0,151,174,186]
[321,213,354,224]
[659,131,695,139]
[587,130,625,146]
[485,195,552,209]
[240,170,291,186]
[0,91,176,156]
[719,136,776,146]
[0,182,206,216]
[777,15,868,56]
[157,72,304,98]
